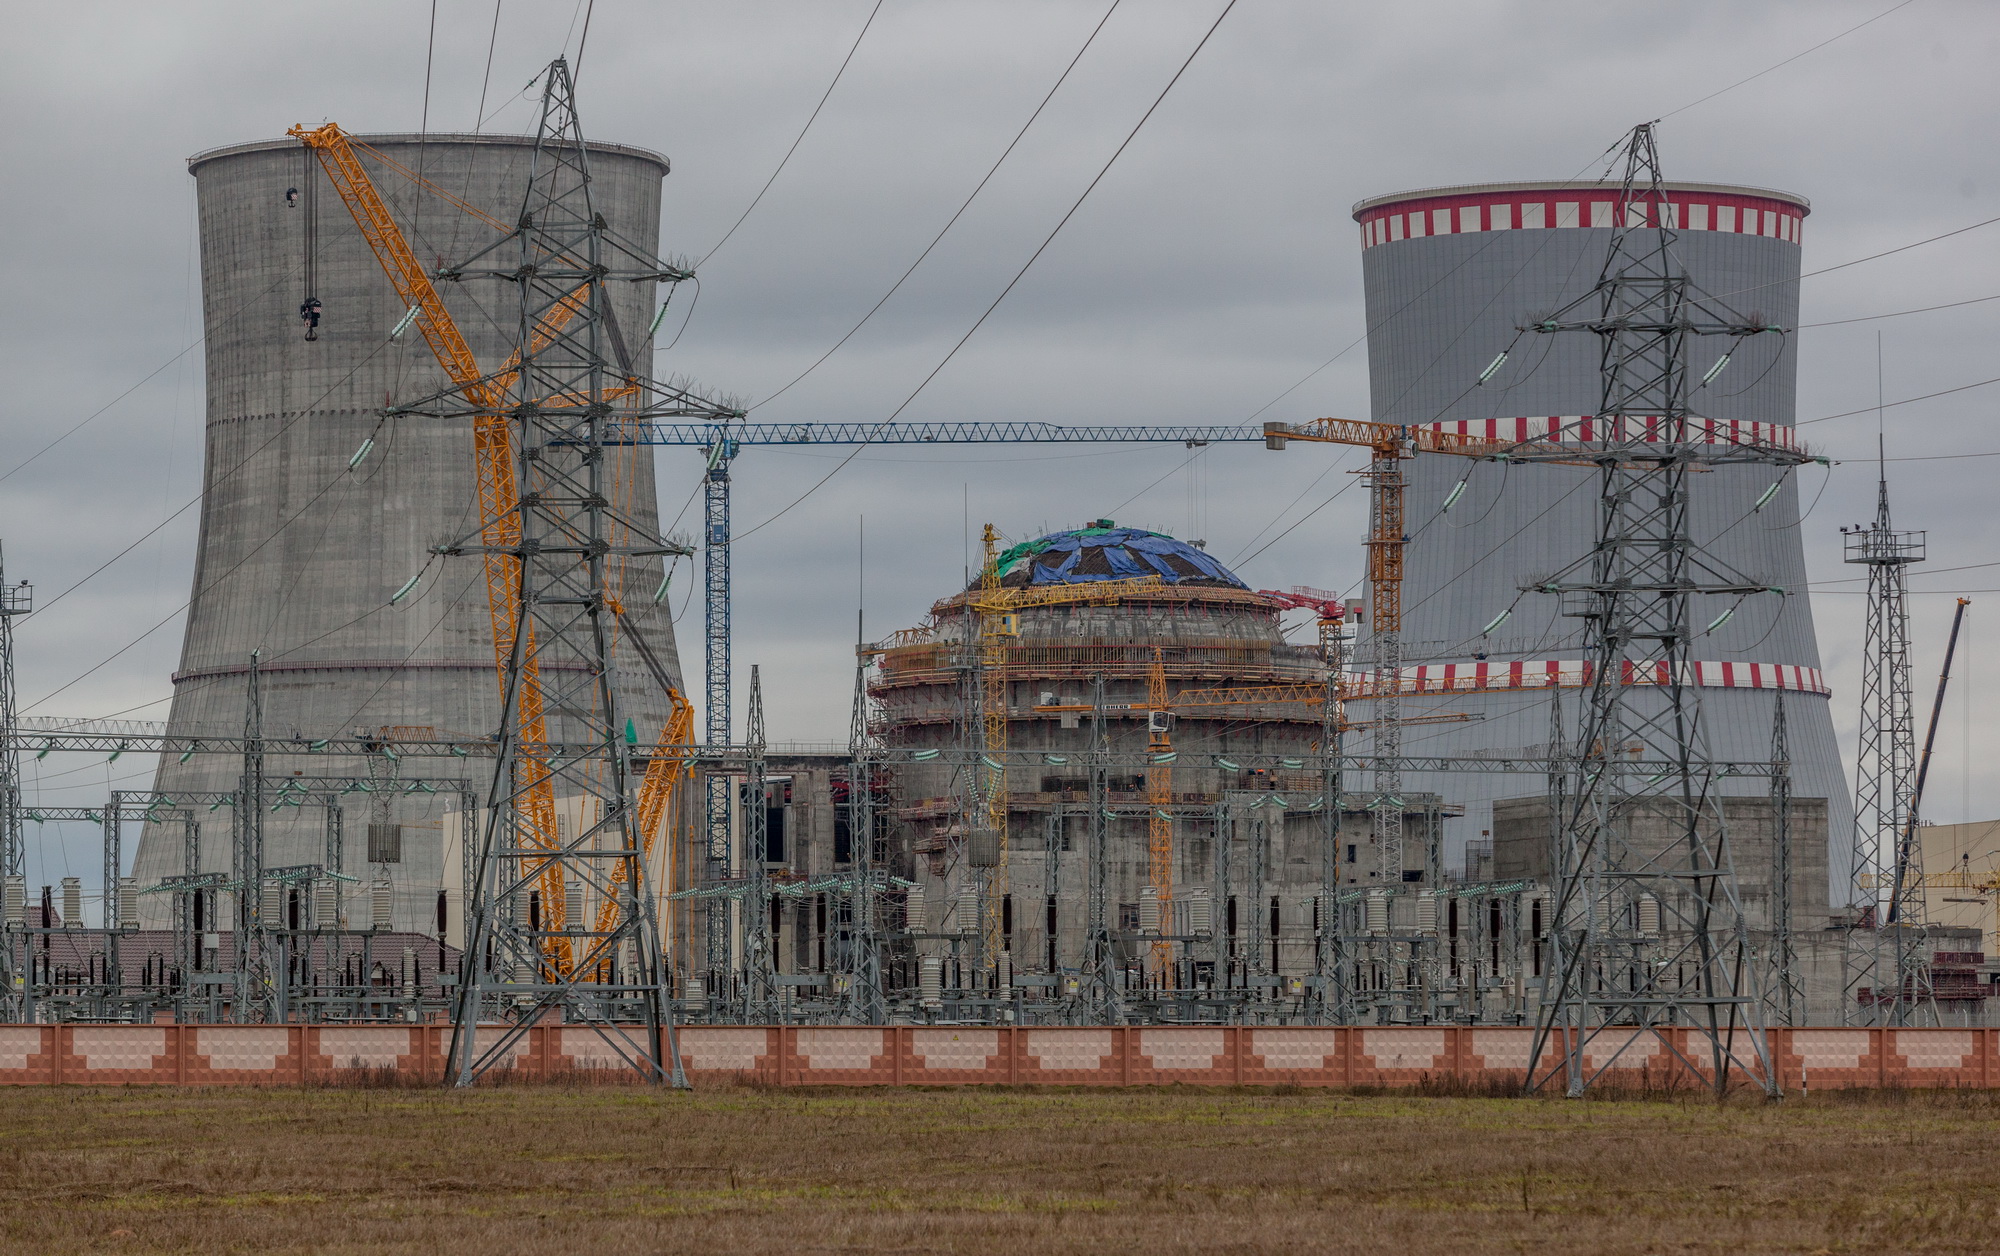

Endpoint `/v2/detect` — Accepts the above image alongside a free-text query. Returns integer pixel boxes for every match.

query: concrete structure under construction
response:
[850,525,1453,1010]
[128,134,687,930]
[1340,181,1850,918]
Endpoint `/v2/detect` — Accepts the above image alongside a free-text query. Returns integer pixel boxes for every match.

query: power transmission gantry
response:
[1514,123,1802,1096]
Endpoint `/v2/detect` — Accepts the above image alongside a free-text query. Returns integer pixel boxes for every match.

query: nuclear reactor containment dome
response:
[1345,180,1849,906]
[852,524,1439,992]
[129,134,687,929]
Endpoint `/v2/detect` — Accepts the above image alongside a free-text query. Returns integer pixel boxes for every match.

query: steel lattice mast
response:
[1519,123,1802,1096]
[1767,693,1804,1026]
[436,58,729,1085]
[1842,460,1927,1025]
[703,438,734,979]
[840,635,886,1021]
[0,551,28,1021]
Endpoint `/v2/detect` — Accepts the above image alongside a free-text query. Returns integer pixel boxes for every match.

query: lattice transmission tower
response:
[1520,123,1806,1096]
[433,59,736,1084]
[1842,454,1929,1025]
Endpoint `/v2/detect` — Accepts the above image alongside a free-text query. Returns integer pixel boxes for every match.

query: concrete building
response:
[1917,819,2000,955]
[862,524,1434,994]
[130,133,687,929]
[1342,181,1849,909]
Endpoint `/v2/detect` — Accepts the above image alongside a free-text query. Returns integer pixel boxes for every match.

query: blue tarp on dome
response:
[986,523,1247,589]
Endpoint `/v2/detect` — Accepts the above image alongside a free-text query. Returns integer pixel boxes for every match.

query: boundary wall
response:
[0,1025,1989,1090]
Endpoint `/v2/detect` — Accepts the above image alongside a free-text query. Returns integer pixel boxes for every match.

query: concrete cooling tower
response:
[129,134,687,928]
[1343,181,1850,912]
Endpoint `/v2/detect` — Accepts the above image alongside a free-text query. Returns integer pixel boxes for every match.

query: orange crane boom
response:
[290,122,610,968]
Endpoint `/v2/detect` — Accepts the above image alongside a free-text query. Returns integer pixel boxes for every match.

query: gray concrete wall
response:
[132,134,686,928]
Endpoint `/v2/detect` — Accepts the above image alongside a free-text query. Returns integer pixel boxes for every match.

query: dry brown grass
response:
[1,1082,1997,1254]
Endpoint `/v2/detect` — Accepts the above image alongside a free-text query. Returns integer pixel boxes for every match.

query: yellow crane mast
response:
[1145,646,1173,971]
[976,525,1010,969]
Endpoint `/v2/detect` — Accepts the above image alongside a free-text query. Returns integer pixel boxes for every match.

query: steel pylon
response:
[423,57,741,1085]
[1842,461,1929,1025]
[1519,123,1807,1096]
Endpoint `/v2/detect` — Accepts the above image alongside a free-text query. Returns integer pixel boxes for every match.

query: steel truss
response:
[418,57,742,1087]
[1517,124,1807,1096]
[1843,464,1929,1024]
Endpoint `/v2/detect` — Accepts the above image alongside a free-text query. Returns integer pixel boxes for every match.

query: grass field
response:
[1,1084,1997,1254]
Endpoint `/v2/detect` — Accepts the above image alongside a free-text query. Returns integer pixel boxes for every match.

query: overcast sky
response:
[3,0,1998,887]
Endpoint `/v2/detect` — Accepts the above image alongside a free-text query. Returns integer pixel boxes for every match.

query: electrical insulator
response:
[564,880,584,932]
[1139,885,1161,936]
[116,878,137,929]
[60,877,81,928]
[1366,890,1389,936]
[400,947,417,998]
[314,879,338,928]
[905,883,925,933]
[920,956,943,1008]
[954,884,978,935]
[996,953,1013,993]
[1187,890,1213,939]
[2,876,23,927]
[1638,893,1662,937]
[262,880,285,931]
[681,971,707,1012]
[372,878,393,929]
[1415,890,1437,937]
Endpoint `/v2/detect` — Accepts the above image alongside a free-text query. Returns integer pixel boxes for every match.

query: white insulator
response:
[1139,885,1161,937]
[954,884,979,935]
[905,883,926,933]
[314,879,338,928]
[1638,893,1662,937]
[920,955,943,1008]
[116,877,137,929]
[1187,890,1213,939]
[996,953,1013,993]
[681,971,707,1011]
[61,877,82,927]
[564,879,584,932]
[1415,890,1438,937]
[401,946,417,998]
[372,878,393,929]
[1593,895,1612,933]
[618,940,639,984]
[262,879,285,930]
[1365,889,1389,937]
[2,875,23,926]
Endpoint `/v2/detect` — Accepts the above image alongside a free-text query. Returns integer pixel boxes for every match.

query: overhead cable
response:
[698,0,886,268]
[735,0,1238,544]
[751,0,1123,412]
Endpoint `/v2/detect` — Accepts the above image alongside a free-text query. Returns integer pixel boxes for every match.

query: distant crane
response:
[1258,418,1569,887]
